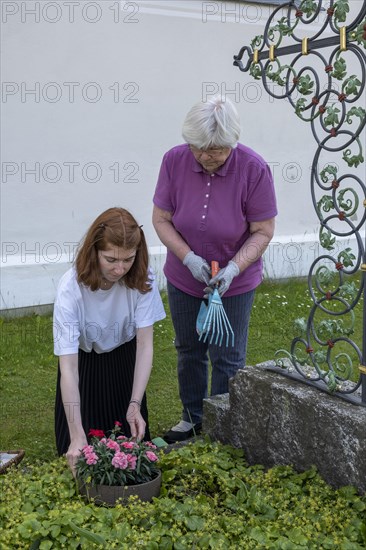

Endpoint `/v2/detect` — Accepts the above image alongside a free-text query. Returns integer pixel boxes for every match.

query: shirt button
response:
[202,215,206,219]
[211,174,215,177]
[207,182,211,186]
[205,194,209,198]
[204,205,207,208]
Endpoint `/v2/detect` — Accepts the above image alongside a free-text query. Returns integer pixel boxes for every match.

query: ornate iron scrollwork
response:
[234,0,366,405]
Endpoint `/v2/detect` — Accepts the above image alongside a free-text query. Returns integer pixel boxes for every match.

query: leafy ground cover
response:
[0,277,363,461]
[1,440,366,549]
[0,278,365,548]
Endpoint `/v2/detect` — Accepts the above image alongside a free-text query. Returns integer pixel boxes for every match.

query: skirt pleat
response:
[55,338,150,456]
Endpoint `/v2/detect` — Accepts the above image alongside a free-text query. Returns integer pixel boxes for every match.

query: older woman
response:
[152,96,277,443]
[54,207,165,474]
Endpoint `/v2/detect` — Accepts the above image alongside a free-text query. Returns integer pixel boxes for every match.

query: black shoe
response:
[163,422,202,444]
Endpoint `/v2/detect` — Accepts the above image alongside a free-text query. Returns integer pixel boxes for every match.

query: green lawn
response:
[0,276,363,463]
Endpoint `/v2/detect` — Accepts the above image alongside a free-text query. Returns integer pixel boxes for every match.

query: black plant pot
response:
[78,470,162,506]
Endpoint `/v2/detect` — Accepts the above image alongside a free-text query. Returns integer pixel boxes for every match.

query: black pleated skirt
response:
[54,338,150,455]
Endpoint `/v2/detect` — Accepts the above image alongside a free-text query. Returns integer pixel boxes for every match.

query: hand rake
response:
[196,261,234,347]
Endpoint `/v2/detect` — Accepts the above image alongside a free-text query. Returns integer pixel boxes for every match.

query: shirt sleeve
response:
[245,161,277,222]
[134,272,166,329]
[153,151,174,212]
[53,274,81,356]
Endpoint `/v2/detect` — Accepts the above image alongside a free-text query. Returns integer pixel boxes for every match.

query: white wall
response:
[1,0,364,311]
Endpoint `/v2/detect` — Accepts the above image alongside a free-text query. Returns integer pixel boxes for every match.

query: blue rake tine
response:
[199,293,214,342]
[220,306,234,347]
[211,308,222,346]
[212,304,231,347]
[200,299,215,344]
[220,303,234,346]
[215,307,224,346]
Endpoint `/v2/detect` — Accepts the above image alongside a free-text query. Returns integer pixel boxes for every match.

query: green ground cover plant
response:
[1,278,365,548]
[0,277,363,461]
[1,440,365,549]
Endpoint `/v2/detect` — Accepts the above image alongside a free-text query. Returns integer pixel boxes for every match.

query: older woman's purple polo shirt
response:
[153,143,277,298]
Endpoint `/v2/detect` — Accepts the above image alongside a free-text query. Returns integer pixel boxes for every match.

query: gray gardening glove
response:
[207,260,240,297]
[183,251,211,284]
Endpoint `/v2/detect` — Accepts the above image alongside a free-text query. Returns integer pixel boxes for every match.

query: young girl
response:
[53,207,165,474]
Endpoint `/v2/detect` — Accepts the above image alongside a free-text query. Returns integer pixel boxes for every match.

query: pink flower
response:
[106,439,120,452]
[82,445,99,465]
[112,451,128,470]
[114,420,122,427]
[146,451,158,462]
[120,441,136,450]
[117,435,128,441]
[127,454,137,470]
[86,453,98,465]
[145,442,157,449]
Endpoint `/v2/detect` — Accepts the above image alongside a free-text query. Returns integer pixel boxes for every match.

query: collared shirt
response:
[153,143,277,297]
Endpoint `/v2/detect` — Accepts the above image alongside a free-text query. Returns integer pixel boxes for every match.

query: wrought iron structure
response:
[234,0,366,405]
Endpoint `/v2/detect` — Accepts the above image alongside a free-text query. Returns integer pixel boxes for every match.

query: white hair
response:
[182,95,240,149]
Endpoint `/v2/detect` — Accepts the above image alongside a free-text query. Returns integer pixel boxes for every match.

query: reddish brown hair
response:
[75,207,151,293]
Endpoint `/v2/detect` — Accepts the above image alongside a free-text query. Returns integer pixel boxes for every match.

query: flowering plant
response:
[76,422,160,487]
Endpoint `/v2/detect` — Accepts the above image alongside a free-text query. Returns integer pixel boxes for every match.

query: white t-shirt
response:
[53,267,166,355]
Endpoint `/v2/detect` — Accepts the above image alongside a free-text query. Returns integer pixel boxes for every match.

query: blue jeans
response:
[167,282,255,424]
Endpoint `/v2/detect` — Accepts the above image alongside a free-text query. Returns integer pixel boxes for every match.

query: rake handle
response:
[211,261,219,277]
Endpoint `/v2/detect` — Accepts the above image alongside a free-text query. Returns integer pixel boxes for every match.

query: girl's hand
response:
[127,401,146,440]
[66,435,87,477]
